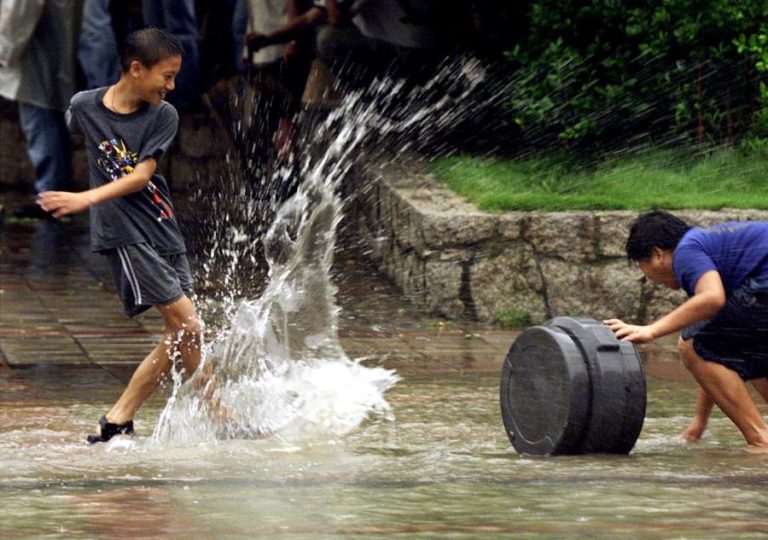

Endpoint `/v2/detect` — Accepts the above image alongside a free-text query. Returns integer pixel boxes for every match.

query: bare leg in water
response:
[681,379,768,442]
[679,337,768,453]
[99,295,202,429]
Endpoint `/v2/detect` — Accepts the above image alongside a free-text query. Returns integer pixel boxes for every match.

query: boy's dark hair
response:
[626,210,691,261]
[120,28,183,72]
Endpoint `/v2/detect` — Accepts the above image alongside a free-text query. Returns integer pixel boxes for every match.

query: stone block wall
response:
[347,163,768,325]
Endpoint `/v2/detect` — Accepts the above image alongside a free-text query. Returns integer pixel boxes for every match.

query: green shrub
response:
[504,0,768,152]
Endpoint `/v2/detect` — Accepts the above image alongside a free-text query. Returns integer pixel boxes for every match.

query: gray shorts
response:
[103,243,194,317]
[681,277,768,380]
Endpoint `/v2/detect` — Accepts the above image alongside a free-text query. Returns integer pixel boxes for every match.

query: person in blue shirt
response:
[604,210,768,453]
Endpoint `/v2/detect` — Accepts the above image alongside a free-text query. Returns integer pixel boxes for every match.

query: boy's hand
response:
[602,318,656,343]
[37,191,92,218]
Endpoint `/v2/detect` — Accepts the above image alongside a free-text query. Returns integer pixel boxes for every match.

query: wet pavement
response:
[0,216,164,369]
[7,197,768,540]
[0,192,691,383]
[0,199,519,376]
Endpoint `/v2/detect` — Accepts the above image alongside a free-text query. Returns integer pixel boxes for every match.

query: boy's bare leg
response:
[679,338,768,452]
[751,378,768,406]
[681,387,715,442]
[104,295,202,426]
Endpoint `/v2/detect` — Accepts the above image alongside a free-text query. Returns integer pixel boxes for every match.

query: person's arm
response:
[247,7,327,50]
[604,270,726,343]
[288,0,301,18]
[325,0,342,26]
[37,158,157,218]
[681,386,714,442]
[0,0,44,66]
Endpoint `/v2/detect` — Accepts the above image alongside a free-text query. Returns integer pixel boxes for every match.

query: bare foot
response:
[745,444,768,454]
[680,423,706,442]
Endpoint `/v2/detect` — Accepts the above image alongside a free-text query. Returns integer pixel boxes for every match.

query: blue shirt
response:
[673,221,768,296]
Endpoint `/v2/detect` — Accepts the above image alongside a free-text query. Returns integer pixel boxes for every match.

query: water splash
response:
[153,58,491,446]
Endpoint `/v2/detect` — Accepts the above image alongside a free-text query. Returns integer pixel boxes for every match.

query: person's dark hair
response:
[625,210,691,261]
[120,28,183,72]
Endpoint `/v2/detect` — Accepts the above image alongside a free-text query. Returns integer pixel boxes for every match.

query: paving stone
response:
[66,325,149,336]
[0,336,88,366]
[75,335,161,365]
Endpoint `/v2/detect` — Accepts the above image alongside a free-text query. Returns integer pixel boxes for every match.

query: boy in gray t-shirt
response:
[38,28,203,444]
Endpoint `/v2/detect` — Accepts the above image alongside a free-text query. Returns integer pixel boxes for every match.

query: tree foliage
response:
[504,0,768,152]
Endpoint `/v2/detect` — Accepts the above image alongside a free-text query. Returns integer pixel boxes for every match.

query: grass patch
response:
[495,308,532,329]
[430,149,768,211]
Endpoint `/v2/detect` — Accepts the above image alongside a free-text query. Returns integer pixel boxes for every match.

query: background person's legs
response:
[78,0,121,89]
[142,0,201,112]
[17,104,72,215]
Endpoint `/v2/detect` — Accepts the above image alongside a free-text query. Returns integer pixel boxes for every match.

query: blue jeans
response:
[232,0,248,74]
[78,0,120,89]
[142,0,201,110]
[18,104,73,194]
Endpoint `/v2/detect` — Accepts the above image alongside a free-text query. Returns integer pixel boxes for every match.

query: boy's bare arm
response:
[38,158,157,218]
[604,270,726,343]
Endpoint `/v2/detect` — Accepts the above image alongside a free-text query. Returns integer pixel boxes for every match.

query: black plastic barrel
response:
[499,316,646,455]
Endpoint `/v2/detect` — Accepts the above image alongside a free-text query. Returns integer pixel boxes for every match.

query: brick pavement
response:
[0,215,521,374]
[0,218,165,368]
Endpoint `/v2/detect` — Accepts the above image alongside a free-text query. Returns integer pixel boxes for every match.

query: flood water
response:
[3,62,767,538]
[2,343,767,538]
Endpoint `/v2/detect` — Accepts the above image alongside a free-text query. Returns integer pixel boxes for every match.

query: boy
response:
[38,28,202,444]
[603,211,768,453]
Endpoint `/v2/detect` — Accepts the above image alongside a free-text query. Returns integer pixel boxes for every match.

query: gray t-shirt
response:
[67,87,186,255]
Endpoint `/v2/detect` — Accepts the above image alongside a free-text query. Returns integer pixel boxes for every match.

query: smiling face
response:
[130,55,182,105]
[637,247,680,289]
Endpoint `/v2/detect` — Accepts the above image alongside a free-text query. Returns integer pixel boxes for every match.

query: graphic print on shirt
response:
[97,138,136,179]
[97,138,174,221]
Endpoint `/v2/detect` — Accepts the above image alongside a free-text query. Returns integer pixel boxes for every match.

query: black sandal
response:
[87,415,134,444]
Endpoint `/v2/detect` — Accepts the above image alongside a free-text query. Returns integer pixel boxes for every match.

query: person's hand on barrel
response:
[602,319,656,343]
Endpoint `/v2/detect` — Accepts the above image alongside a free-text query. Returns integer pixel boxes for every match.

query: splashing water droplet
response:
[153,59,493,446]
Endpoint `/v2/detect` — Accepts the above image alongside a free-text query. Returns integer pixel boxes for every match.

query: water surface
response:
[2,347,767,538]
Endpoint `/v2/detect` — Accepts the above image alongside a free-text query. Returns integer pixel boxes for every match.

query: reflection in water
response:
[60,487,177,538]
[2,364,767,538]
[29,219,74,273]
